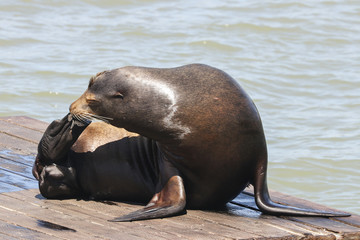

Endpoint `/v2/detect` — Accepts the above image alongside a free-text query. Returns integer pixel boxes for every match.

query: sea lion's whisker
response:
[72,113,93,124]
[79,115,91,123]
[77,113,113,123]
[78,114,94,122]
[86,113,113,121]
[73,114,82,122]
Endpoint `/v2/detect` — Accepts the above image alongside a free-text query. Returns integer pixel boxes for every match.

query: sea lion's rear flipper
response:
[253,154,351,217]
[109,175,186,222]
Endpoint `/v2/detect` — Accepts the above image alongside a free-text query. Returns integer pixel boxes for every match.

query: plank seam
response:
[287,217,342,235]
[0,196,111,240]
[0,155,33,168]
[262,220,329,237]
[190,213,264,238]
[20,189,312,239]
[0,118,45,133]
[0,230,22,240]
[0,131,38,144]
[331,217,360,229]
[0,206,67,240]
[2,192,178,240]
[0,166,37,181]
[0,180,27,190]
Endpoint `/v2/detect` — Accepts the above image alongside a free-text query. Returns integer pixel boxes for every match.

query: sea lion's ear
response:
[113,92,124,99]
[88,76,96,88]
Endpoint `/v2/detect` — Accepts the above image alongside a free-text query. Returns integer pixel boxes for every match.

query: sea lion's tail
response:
[253,151,350,217]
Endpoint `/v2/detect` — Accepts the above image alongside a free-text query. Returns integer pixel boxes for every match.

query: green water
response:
[0,0,359,214]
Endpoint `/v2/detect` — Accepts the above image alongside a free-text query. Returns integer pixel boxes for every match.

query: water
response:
[1,0,359,214]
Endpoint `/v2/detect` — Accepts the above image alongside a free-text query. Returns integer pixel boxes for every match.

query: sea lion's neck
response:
[112,105,191,144]
[121,121,186,145]
[117,70,191,142]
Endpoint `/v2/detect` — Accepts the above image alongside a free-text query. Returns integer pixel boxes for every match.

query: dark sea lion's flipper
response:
[109,175,186,222]
[253,155,351,217]
[37,113,90,165]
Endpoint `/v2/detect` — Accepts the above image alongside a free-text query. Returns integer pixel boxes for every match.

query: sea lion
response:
[33,115,160,204]
[34,64,349,221]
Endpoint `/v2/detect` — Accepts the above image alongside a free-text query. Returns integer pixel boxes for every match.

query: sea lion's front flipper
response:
[109,175,186,222]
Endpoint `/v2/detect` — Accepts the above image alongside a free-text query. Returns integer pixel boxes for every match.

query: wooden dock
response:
[0,116,359,239]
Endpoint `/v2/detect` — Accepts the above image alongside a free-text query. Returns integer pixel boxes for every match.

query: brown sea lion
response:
[34,64,350,222]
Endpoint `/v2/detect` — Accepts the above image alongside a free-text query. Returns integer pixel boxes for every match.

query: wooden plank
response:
[5,190,183,240]
[0,150,34,167]
[0,207,86,240]
[0,168,38,191]
[0,155,33,176]
[0,116,46,155]
[193,206,335,239]
[0,231,19,240]
[0,133,37,155]
[17,189,341,239]
[0,151,37,192]
[0,219,58,240]
[335,215,360,230]
[9,189,315,239]
[224,202,334,237]
[0,119,43,144]
[265,190,360,234]
[0,193,139,240]
[0,191,178,240]
[269,190,360,228]
[7,189,258,239]
[287,216,360,235]
[47,196,261,239]
[0,116,48,133]
[0,180,24,193]
[233,189,360,235]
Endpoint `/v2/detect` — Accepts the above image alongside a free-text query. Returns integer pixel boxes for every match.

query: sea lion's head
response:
[69,68,185,139]
[69,71,122,123]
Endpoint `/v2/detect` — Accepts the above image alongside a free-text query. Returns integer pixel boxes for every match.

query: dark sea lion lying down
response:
[33,64,350,221]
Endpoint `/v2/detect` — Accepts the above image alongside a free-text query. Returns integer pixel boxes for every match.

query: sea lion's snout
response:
[69,91,95,115]
[69,90,112,123]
